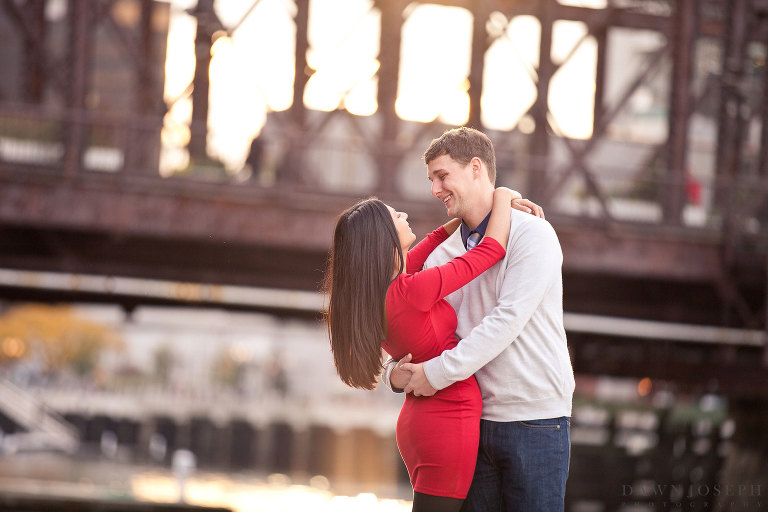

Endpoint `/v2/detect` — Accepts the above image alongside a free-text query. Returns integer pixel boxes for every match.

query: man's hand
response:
[389,353,413,391]
[401,362,437,397]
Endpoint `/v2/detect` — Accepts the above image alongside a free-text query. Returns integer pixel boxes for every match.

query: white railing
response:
[0,378,79,454]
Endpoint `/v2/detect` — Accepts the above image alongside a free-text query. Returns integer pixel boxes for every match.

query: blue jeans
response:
[461,417,571,512]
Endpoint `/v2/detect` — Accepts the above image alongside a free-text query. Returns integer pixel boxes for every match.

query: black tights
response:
[412,492,464,512]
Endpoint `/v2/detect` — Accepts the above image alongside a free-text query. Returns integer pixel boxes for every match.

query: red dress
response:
[382,227,505,499]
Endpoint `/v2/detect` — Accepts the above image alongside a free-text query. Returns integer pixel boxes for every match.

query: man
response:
[383,126,574,512]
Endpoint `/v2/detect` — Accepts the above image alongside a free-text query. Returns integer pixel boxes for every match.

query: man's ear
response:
[471,157,482,178]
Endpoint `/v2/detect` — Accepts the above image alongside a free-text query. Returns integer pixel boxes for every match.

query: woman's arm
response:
[405,226,452,274]
[484,187,515,249]
[396,238,505,311]
[441,218,462,235]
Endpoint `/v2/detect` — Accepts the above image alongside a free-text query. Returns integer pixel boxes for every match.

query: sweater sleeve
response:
[423,221,563,390]
[405,226,450,274]
[398,237,505,312]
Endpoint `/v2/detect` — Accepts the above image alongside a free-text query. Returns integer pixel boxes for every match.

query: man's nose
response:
[431,180,441,197]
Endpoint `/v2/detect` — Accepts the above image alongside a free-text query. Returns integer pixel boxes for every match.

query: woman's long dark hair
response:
[322,198,405,390]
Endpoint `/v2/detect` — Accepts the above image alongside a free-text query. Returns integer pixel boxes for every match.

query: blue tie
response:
[466,231,482,250]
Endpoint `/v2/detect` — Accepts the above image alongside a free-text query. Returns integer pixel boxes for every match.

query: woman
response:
[323,188,540,512]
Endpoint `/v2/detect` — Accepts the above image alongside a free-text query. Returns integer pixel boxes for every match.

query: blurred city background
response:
[0,0,767,511]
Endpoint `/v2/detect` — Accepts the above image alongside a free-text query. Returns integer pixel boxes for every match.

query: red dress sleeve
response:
[405,226,450,274]
[398,236,505,312]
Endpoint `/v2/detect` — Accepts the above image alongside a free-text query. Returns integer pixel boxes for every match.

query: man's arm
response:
[404,220,563,395]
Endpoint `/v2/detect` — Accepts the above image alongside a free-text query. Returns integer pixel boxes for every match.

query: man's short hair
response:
[423,127,496,184]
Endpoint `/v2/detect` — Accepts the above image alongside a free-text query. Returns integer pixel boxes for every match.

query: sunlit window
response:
[482,14,540,131]
[549,20,596,139]
[305,0,380,115]
[208,0,296,114]
[396,4,472,125]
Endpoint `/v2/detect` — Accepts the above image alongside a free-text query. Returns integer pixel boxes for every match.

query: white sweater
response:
[422,209,575,422]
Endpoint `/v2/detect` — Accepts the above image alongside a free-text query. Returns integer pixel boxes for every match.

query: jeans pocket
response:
[519,418,564,430]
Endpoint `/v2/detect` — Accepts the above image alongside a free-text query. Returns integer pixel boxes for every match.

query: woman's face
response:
[386,204,416,250]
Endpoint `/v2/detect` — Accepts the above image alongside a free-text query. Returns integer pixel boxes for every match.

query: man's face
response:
[427,153,477,219]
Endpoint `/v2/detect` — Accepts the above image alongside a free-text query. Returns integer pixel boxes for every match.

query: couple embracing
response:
[324,127,575,512]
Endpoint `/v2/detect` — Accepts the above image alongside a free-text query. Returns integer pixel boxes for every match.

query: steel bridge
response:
[0,0,767,395]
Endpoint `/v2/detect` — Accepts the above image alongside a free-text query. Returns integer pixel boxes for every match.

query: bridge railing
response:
[0,102,161,177]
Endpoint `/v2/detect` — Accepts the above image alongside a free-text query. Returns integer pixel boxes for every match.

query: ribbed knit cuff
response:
[422,357,451,391]
[381,358,404,393]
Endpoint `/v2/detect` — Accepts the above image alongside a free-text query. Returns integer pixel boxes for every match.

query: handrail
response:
[0,378,79,452]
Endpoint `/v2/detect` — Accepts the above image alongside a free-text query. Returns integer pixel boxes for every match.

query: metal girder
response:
[0,169,736,282]
[714,0,750,193]
[2,168,764,325]
[593,20,608,137]
[188,0,221,160]
[467,1,491,130]
[665,0,697,225]
[374,0,405,196]
[95,0,143,63]
[527,0,555,199]
[569,331,768,396]
[292,0,310,130]
[138,0,156,114]
[274,0,310,185]
[556,222,723,282]
[549,3,671,34]
[63,0,93,181]
[0,169,430,252]
[760,6,768,179]
[1,0,47,103]
[765,257,768,365]
[715,264,764,328]
[91,0,163,114]
[542,46,668,203]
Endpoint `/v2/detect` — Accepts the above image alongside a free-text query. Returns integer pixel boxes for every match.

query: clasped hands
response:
[390,353,437,397]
